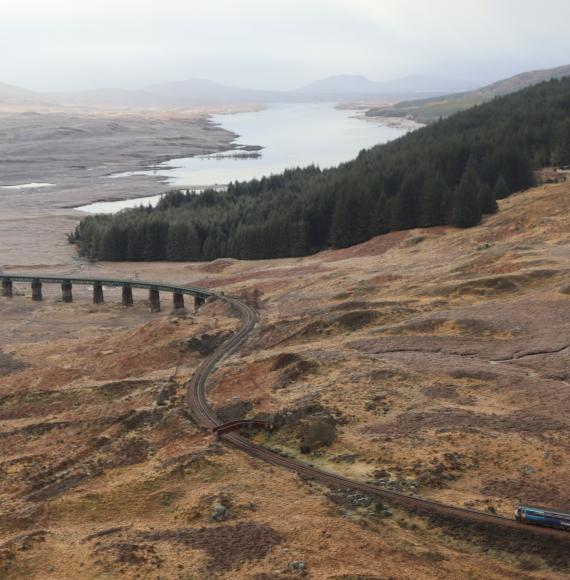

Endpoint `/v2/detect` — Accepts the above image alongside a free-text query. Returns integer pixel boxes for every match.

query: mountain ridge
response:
[3,64,569,112]
[0,72,476,110]
[0,81,56,107]
[297,73,475,94]
[367,63,570,122]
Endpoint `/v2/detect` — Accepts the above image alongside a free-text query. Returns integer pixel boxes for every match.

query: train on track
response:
[515,505,570,531]
[6,274,570,542]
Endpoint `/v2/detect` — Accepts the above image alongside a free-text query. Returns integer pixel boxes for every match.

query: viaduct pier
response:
[1,275,210,312]
[2,272,569,555]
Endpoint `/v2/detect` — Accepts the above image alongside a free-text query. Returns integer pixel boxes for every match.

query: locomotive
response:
[515,505,570,530]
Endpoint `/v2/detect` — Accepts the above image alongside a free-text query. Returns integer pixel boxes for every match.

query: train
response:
[515,505,570,531]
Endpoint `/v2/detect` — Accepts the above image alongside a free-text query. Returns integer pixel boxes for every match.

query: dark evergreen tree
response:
[186,225,202,261]
[101,225,127,260]
[70,77,570,262]
[330,191,355,248]
[478,183,498,214]
[372,194,388,235]
[554,120,570,165]
[202,233,220,261]
[452,162,482,227]
[493,175,510,200]
[166,222,189,261]
[417,173,447,227]
[393,177,418,230]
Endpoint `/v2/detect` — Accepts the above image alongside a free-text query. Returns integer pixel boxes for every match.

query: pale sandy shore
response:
[0,106,245,268]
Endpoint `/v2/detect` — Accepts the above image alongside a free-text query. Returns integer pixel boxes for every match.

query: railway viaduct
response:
[2,272,569,556]
[1,275,208,312]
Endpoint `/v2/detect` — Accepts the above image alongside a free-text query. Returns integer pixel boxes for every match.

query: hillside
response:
[298,73,474,95]
[146,75,468,105]
[0,72,475,112]
[145,77,293,104]
[1,179,569,577]
[0,82,56,108]
[367,63,570,123]
[1,66,560,113]
[50,88,189,109]
[73,77,570,262]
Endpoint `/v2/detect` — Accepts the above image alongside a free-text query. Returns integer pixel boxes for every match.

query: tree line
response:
[71,77,570,261]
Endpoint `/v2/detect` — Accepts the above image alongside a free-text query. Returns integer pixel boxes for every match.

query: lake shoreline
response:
[351,112,425,130]
[0,108,238,268]
[79,103,412,215]
[0,102,414,264]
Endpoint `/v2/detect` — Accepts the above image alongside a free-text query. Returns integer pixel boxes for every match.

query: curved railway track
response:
[185,291,570,543]
[4,274,569,543]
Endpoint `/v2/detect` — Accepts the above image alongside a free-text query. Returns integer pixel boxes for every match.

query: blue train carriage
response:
[515,505,570,531]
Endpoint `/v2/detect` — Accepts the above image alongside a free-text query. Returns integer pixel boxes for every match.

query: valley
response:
[3,2,570,578]
[0,107,239,268]
[1,179,568,577]
[0,102,409,267]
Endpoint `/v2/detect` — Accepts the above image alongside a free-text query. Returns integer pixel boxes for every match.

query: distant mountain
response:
[51,88,187,108]
[148,74,475,105]
[9,65,565,114]
[297,74,382,94]
[367,63,570,122]
[0,81,35,100]
[146,78,291,104]
[297,73,474,95]
[0,82,54,107]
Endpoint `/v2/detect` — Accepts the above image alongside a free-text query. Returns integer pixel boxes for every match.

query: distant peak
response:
[296,73,474,94]
[321,74,372,81]
[296,74,378,93]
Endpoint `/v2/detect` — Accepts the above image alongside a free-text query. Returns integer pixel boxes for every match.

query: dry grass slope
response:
[0,178,569,577]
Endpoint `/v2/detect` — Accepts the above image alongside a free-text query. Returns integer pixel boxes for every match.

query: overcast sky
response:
[2,0,570,92]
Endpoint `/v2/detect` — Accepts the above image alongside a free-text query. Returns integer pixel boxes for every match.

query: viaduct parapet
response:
[1,275,214,313]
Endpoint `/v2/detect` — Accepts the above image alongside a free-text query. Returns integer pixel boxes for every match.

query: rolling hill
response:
[146,77,292,104]
[145,75,470,104]
[367,63,570,122]
[297,73,474,95]
[3,64,569,113]
[0,81,55,108]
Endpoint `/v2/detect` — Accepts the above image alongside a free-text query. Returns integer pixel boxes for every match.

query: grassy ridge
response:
[366,64,570,123]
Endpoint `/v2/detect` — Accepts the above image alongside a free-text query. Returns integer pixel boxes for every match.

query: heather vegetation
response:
[72,78,570,261]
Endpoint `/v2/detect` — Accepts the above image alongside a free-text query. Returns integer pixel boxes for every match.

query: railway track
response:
[185,291,570,543]
[3,274,568,543]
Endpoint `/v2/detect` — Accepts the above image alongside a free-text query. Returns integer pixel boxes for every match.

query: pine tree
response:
[101,225,127,260]
[126,221,145,260]
[393,177,418,230]
[290,221,307,256]
[202,233,219,261]
[143,220,168,260]
[166,222,188,261]
[554,120,570,166]
[492,175,510,200]
[330,191,355,248]
[372,194,388,235]
[478,183,498,214]
[353,191,374,243]
[417,173,447,227]
[185,225,202,261]
[70,77,570,262]
[452,162,482,227]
